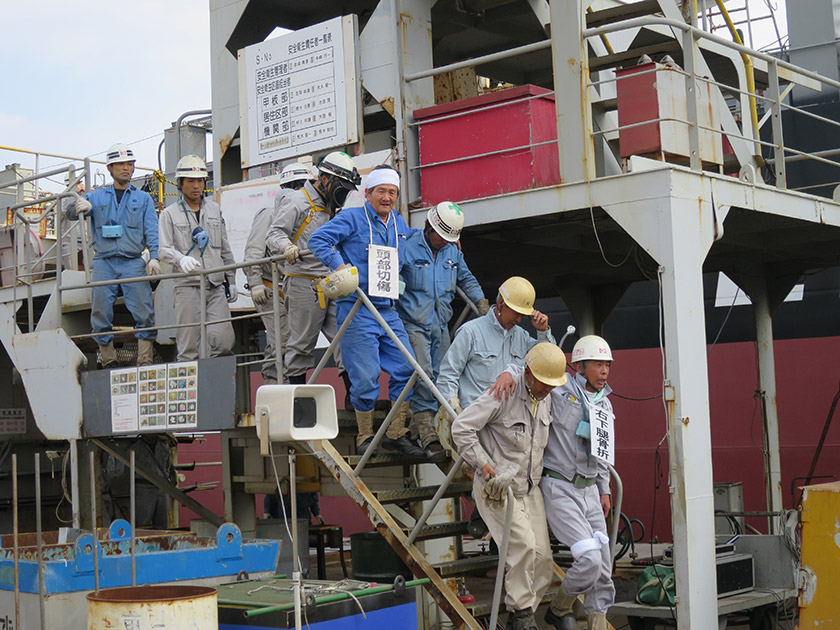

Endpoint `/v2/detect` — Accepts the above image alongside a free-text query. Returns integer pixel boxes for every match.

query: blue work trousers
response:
[337,301,415,412]
[91,256,155,345]
[406,324,450,414]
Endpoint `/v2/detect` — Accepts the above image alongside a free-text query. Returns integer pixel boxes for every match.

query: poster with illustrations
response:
[138,366,168,429]
[110,368,139,432]
[166,361,198,429]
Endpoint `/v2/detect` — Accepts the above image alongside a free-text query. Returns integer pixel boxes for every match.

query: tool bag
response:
[635,565,676,606]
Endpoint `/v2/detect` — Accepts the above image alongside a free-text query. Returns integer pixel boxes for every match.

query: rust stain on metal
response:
[219,135,234,154]
[380,97,395,118]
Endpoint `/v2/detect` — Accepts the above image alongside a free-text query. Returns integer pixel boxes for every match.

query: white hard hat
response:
[318,152,361,186]
[106,143,135,166]
[318,266,359,300]
[428,201,464,242]
[279,163,315,187]
[571,335,613,363]
[498,276,536,315]
[525,342,568,387]
[176,155,208,179]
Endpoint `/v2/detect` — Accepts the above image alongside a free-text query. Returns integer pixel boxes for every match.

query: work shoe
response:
[355,410,375,450]
[506,608,538,630]
[381,435,427,458]
[137,339,155,366]
[425,440,447,463]
[99,342,117,369]
[545,590,579,630]
[587,613,608,630]
[357,437,375,456]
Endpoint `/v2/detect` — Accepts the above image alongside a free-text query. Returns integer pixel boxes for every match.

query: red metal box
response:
[413,85,561,205]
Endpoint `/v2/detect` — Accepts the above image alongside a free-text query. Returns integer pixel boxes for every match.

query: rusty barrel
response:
[87,585,217,629]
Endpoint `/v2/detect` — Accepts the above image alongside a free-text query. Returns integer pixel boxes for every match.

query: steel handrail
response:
[488,486,515,630]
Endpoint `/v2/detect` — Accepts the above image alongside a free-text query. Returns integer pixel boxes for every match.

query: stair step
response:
[589,40,682,72]
[585,0,661,28]
[592,97,618,112]
[465,588,560,618]
[374,481,473,504]
[345,452,439,468]
[406,520,470,541]
[435,554,499,577]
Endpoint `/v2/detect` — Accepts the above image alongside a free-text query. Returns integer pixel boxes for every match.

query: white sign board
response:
[587,401,615,465]
[0,409,26,435]
[238,16,359,168]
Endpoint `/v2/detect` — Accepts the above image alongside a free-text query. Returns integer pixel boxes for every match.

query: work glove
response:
[250,283,269,306]
[284,244,300,264]
[475,298,490,316]
[75,198,93,216]
[316,515,325,526]
[227,282,239,303]
[179,256,201,273]
[146,258,162,276]
[448,396,463,416]
[482,461,517,508]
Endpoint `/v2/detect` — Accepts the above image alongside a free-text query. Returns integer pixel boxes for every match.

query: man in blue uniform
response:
[68,143,161,368]
[308,165,426,457]
[397,201,488,460]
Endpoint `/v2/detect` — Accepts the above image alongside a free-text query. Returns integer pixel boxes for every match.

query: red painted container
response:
[413,85,561,205]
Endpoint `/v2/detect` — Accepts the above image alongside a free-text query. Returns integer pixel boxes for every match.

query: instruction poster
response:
[110,368,139,432]
[110,362,199,433]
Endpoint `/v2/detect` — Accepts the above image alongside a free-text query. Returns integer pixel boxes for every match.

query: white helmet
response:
[571,335,613,363]
[318,152,361,186]
[176,155,208,179]
[106,143,135,166]
[428,201,464,242]
[318,266,359,300]
[279,163,315,188]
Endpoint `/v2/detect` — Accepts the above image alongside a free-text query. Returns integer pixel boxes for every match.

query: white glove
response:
[284,244,300,264]
[179,256,201,273]
[227,282,238,303]
[75,198,93,216]
[250,283,269,306]
[482,461,517,507]
[476,298,490,316]
[146,258,162,276]
[448,396,463,416]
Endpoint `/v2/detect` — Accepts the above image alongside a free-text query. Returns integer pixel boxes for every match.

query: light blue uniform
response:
[436,309,555,407]
[308,202,415,412]
[397,229,484,414]
[66,185,158,345]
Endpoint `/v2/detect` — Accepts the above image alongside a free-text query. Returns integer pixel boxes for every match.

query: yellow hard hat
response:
[498,276,536,315]
[318,266,359,300]
[525,343,568,387]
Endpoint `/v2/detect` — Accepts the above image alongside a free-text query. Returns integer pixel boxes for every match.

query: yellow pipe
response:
[586,6,614,55]
[713,0,760,149]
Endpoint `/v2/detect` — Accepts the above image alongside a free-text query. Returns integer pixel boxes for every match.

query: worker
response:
[68,143,161,368]
[437,276,555,414]
[242,164,315,383]
[451,343,567,630]
[490,335,616,630]
[308,164,427,458]
[396,201,488,460]
[265,154,353,400]
[159,155,237,361]
[59,178,87,269]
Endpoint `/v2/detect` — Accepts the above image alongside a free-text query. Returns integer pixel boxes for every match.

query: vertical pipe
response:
[130,449,137,586]
[767,60,787,189]
[390,0,410,217]
[80,159,92,284]
[90,451,99,593]
[55,185,64,326]
[308,297,361,384]
[70,439,80,528]
[682,28,703,170]
[488,487,514,630]
[12,454,20,630]
[271,262,282,383]
[289,448,302,630]
[199,272,208,358]
[35,454,46,630]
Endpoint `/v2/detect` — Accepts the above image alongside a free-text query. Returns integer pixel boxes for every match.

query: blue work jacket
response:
[308,202,410,309]
[66,185,158,260]
[396,229,485,331]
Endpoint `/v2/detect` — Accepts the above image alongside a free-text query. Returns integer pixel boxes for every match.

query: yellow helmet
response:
[525,343,568,387]
[498,276,536,315]
[318,266,359,300]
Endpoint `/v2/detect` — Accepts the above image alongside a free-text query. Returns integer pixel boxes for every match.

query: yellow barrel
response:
[87,585,217,629]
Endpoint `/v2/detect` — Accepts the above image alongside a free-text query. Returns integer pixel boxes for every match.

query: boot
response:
[587,613,608,630]
[425,440,447,463]
[355,410,375,455]
[413,411,440,448]
[506,608,537,630]
[137,339,155,366]
[288,374,306,385]
[99,342,117,369]
[382,402,427,457]
[340,371,354,410]
[545,590,579,630]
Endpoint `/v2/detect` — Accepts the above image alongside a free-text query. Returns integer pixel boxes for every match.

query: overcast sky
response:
[1,0,787,193]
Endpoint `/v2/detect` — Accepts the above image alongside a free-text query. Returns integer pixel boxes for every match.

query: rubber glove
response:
[146,259,162,275]
[250,283,269,306]
[284,244,300,264]
[476,298,490,316]
[179,256,201,273]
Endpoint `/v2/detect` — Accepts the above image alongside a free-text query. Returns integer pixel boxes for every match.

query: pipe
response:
[713,0,760,149]
[173,109,212,165]
[489,487,515,630]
